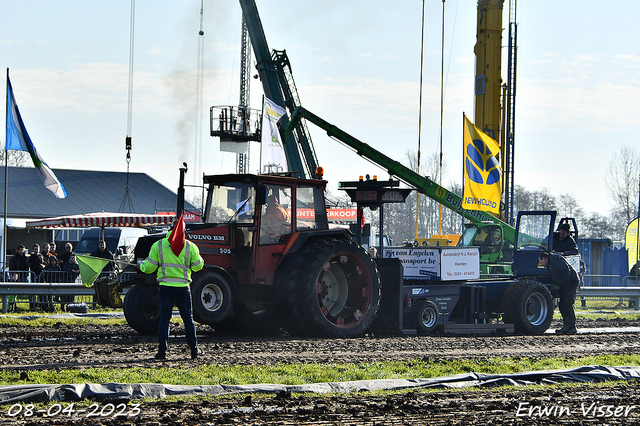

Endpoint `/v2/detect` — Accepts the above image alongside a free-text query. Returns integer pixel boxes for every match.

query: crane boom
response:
[287,106,516,245]
[238,0,319,179]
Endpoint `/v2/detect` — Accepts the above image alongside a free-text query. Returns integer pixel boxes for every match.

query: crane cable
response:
[438,0,446,236]
[194,0,205,188]
[120,0,136,213]
[126,0,135,146]
[415,0,426,241]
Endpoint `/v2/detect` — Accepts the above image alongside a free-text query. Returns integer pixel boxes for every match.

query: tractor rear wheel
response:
[501,280,553,335]
[123,285,160,334]
[191,271,232,325]
[279,240,381,337]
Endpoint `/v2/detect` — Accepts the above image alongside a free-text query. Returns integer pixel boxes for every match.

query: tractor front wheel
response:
[191,271,233,325]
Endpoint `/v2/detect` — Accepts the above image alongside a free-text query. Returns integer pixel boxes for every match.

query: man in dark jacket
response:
[91,240,114,272]
[28,244,46,310]
[552,223,578,256]
[9,244,30,282]
[29,244,45,278]
[539,251,580,335]
[58,242,74,265]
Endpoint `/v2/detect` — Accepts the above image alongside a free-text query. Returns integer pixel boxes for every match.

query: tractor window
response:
[459,226,478,247]
[259,184,292,244]
[516,214,553,251]
[459,225,503,255]
[204,182,255,224]
[296,185,328,231]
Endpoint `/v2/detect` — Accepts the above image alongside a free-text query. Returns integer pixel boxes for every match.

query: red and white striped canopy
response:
[25,212,176,229]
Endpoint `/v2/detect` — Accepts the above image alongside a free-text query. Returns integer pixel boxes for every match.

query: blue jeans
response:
[158,285,198,354]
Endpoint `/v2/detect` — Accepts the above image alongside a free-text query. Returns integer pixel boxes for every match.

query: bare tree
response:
[0,146,31,167]
[512,185,557,213]
[529,188,557,212]
[185,189,205,217]
[325,189,353,209]
[605,145,639,240]
[580,212,615,239]
[557,193,585,220]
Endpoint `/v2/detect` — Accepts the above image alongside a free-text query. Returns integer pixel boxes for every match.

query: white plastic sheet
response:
[1,365,639,404]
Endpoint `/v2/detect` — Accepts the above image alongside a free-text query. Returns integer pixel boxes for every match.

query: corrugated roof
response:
[0,167,194,218]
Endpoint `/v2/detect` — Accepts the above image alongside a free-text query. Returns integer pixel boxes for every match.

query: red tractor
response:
[112,173,382,338]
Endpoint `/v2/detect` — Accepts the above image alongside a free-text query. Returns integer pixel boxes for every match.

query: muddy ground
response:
[1,317,640,424]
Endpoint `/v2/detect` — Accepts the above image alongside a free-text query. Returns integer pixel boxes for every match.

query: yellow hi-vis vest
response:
[140,237,204,287]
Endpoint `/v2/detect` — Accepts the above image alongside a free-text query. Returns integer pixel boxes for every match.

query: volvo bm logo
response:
[187,234,225,242]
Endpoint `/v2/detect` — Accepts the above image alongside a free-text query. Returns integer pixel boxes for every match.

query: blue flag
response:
[5,72,67,198]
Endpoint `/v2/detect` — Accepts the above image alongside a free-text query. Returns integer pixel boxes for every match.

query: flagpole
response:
[3,68,9,278]
[461,112,465,236]
[259,95,264,174]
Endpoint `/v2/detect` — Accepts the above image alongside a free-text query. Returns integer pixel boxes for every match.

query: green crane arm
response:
[238,0,319,178]
[287,106,516,244]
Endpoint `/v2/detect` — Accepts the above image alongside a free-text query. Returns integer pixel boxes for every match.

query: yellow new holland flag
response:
[462,115,502,214]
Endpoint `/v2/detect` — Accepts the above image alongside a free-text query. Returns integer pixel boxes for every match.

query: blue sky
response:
[2,1,639,214]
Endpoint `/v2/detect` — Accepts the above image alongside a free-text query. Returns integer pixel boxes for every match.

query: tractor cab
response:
[458,222,513,274]
[197,173,330,288]
[512,211,580,281]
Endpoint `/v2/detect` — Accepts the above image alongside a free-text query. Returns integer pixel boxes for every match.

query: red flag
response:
[168,212,185,256]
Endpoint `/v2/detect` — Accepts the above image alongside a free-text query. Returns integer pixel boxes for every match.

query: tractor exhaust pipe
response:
[177,162,188,216]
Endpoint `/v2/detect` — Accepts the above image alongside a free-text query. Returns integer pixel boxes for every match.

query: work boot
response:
[154,352,166,360]
[555,326,577,335]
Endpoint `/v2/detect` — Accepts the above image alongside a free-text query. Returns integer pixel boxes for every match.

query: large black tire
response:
[209,303,281,336]
[414,300,440,335]
[191,271,233,325]
[233,304,282,335]
[123,285,160,334]
[278,239,381,338]
[501,280,553,335]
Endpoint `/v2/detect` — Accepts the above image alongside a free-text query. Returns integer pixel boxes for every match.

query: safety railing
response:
[0,270,117,313]
[578,274,640,308]
[582,274,624,287]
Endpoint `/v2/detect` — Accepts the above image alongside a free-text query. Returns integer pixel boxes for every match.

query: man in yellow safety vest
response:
[139,214,204,360]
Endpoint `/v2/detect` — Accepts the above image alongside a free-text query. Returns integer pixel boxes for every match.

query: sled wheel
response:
[124,285,160,334]
[502,280,553,335]
[414,300,440,335]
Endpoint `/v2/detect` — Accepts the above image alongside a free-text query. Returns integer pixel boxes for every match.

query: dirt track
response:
[1,317,640,424]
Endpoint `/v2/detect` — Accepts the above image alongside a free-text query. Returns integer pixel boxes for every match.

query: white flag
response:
[260,97,288,174]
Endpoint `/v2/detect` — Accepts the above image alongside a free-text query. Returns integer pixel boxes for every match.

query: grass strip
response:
[0,354,639,387]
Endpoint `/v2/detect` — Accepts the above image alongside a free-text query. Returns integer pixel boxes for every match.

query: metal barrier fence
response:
[582,274,623,287]
[0,270,117,313]
[579,274,640,308]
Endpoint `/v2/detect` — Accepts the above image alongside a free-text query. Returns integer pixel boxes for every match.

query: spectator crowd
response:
[6,241,114,312]
[8,242,81,284]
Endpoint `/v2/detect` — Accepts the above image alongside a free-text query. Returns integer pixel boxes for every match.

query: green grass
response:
[568,298,640,321]
[573,298,639,311]
[1,354,638,387]
[0,312,127,327]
